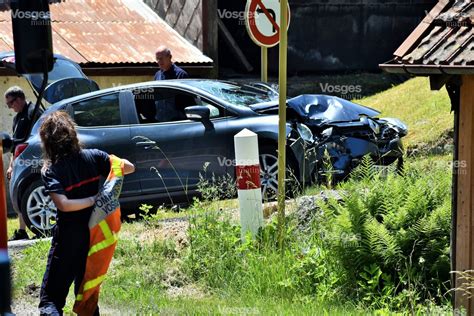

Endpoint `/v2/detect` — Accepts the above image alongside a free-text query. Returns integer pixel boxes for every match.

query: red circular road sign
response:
[245,0,291,48]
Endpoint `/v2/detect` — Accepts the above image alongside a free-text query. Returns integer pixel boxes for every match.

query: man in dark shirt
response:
[153,46,189,122]
[154,46,189,80]
[5,86,43,240]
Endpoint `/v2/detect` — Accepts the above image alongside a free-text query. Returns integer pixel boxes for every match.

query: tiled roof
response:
[0,0,213,65]
[380,0,473,74]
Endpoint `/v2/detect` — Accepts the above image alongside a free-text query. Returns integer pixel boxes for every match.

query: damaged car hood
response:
[286,95,380,125]
[252,94,381,126]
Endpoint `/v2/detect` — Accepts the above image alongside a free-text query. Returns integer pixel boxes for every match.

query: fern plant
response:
[315,154,452,308]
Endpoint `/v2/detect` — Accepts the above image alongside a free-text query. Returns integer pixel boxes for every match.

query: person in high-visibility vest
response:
[73,154,125,315]
[37,111,135,316]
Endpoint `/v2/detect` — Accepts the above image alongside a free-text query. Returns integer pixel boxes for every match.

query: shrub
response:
[184,155,452,311]
[316,156,452,309]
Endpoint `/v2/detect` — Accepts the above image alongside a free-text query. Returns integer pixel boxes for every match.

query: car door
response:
[69,92,141,196]
[130,87,234,197]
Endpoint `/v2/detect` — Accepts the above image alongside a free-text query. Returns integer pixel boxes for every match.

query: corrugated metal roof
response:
[381,0,474,74]
[0,20,89,63]
[0,0,212,65]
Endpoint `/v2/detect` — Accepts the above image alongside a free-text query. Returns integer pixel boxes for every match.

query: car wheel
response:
[259,146,299,200]
[20,180,57,236]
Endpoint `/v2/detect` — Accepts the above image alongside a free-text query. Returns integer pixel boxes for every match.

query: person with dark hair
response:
[5,85,42,240]
[38,111,135,316]
[154,46,189,80]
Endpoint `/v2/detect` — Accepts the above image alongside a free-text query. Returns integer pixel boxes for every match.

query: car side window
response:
[134,88,199,124]
[72,93,121,127]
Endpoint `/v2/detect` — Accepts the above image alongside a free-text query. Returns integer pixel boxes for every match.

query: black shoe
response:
[9,229,29,241]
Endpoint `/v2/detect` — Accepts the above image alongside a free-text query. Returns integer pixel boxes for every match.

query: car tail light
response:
[14,143,28,160]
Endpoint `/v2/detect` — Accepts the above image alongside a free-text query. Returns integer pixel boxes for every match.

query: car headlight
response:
[361,115,380,135]
[382,118,408,134]
[321,127,333,138]
[297,123,314,143]
[368,119,380,135]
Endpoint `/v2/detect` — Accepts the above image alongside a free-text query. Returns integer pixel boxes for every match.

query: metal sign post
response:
[261,47,268,82]
[0,139,12,314]
[245,0,290,249]
[277,0,288,250]
[245,0,291,83]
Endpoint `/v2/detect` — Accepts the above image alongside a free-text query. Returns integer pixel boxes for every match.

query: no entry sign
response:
[245,0,291,47]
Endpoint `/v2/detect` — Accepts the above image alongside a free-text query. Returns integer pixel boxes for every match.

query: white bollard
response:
[234,129,264,241]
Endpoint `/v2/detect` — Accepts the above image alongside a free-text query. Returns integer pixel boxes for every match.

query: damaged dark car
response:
[7,73,407,235]
[262,94,407,181]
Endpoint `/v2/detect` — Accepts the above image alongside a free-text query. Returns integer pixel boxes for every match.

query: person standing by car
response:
[153,46,189,122]
[5,86,42,241]
[154,46,189,80]
[38,111,135,315]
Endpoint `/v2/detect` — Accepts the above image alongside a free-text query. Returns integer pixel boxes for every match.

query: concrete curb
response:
[8,238,51,251]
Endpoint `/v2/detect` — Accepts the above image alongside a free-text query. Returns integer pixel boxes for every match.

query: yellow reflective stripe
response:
[88,221,117,256]
[88,233,118,256]
[100,220,113,239]
[111,156,123,177]
[83,274,106,292]
[76,294,83,301]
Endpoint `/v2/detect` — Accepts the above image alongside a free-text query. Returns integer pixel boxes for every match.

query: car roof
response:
[52,79,239,107]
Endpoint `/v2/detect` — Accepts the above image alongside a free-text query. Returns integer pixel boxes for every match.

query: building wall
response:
[219,0,438,73]
[144,0,203,50]
[89,75,154,89]
[144,0,218,77]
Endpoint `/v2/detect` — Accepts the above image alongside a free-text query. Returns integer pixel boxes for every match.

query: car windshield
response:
[187,81,278,107]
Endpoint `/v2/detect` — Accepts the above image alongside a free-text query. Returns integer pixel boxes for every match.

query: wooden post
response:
[202,0,219,78]
[261,47,268,82]
[277,0,288,251]
[455,75,474,314]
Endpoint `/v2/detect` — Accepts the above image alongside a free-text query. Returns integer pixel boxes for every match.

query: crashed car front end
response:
[286,122,318,183]
[285,94,408,181]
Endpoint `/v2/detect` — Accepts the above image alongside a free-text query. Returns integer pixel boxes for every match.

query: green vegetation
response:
[7,75,456,314]
[358,77,453,149]
[10,155,453,314]
[182,156,453,314]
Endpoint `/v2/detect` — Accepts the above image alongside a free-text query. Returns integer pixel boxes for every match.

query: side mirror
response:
[0,132,13,154]
[185,106,210,121]
[11,0,54,74]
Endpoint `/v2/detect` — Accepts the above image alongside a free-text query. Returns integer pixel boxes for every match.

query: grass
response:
[7,217,19,238]
[357,77,453,149]
[9,223,363,315]
[8,153,453,314]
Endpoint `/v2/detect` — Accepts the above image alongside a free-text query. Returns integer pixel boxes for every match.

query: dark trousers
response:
[38,221,99,316]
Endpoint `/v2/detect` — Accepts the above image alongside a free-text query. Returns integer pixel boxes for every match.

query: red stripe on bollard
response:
[236,164,261,190]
